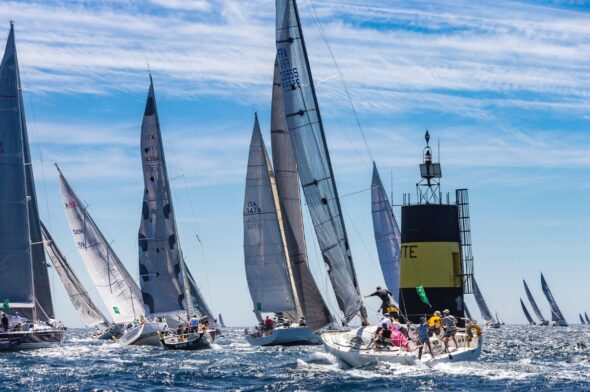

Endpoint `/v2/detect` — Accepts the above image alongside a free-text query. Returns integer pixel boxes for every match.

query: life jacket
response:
[428,315,442,328]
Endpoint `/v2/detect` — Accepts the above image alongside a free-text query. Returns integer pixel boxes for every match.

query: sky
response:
[1,0,589,327]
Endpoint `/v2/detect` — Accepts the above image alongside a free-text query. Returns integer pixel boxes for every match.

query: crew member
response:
[428,311,443,337]
[416,317,435,360]
[365,286,395,315]
[441,309,459,350]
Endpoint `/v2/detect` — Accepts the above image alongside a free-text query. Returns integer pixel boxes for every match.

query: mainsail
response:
[219,313,225,327]
[276,0,365,324]
[371,163,401,305]
[523,279,546,323]
[580,314,585,324]
[58,165,144,324]
[270,59,332,330]
[137,76,211,319]
[0,23,53,321]
[540,273,567,326]
[472,278,494,322]
[585,312,590,324]
[520,299,534,325]
[41,221,108,327]
[244,115,297,315]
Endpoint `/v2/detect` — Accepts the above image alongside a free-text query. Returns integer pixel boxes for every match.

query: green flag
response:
[416,285,431,307]
[2,299,9,311]
[256,302,262,311]
[113,306,120,315]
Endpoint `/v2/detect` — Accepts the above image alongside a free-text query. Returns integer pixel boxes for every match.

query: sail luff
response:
[276,0,365,324]
[540,273,567,325]
[41,221,109,327]
[472,278,494,322]
[270,59,332,330]
[371,163,401,305]
[520,299,534,324]
[243,115,297,315]
[58,165,144,323]
[523,279,546,323]
[579,314,585,324]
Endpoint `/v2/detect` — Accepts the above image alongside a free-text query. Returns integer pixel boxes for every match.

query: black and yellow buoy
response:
[399,131,471,325]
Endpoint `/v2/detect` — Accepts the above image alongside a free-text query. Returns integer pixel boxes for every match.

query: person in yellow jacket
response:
[428,311,442,337]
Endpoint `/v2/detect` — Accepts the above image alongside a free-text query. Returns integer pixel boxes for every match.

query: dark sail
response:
[270,59,332,330]
[472,278,493,322]
[520,298,534,325]
[540,273,567,326]
[523,279,546,323]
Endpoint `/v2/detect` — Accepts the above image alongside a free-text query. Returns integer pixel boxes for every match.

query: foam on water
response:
[0,325,588,390]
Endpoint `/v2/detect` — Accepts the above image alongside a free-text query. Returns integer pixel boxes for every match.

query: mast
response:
[276,0,366,325]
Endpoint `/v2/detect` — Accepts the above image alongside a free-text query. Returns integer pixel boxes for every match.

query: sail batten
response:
[58,166,144,324]
[523,279,546,323]
[540,273,567,326]
[276,0,364,323]
[271,58,332,330]
[41,222,109,327]
[244,115,297,315]
[371,164,401,305]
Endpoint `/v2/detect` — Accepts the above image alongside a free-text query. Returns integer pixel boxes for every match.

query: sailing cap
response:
[420,317,426,322]
[434,311,441,316]
[443,309,450,315]
[382,322,388,327]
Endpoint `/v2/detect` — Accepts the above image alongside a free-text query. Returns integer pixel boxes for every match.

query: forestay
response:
[271,59,332,330]
[244,115,297,315]
[58,166,144,324]
[472,278,494,322]
[41,221,109,327]
[523,279,546,323]
[371,164,401,305]
[540,273,567,325]
[520,298,534,324]
[276,0,364,323]
[0,23,52,321]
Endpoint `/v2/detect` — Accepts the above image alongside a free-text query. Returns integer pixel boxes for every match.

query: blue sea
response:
[0,325,588,391]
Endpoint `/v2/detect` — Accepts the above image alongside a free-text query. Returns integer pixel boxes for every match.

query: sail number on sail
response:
[277,48,300,91]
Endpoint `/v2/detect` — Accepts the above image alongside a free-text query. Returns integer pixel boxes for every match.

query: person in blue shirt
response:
[416,317,435,360]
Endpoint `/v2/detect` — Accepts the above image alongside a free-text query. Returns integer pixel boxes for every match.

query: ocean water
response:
[0,325,588,391]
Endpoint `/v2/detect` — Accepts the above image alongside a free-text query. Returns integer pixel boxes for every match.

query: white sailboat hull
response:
[118,322,165,347]
[321,326,483,368]
[246,326,321,346]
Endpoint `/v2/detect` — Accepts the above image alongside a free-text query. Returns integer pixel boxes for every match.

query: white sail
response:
[270,58,332,330]
[41,221,109,327]
[57,165,144,324]
[276,0,365,324]
[371,164,401,305]
[0,23,53,321]
[244,115,297,315]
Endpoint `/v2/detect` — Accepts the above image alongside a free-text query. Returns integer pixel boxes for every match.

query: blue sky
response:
[2,0,589,327]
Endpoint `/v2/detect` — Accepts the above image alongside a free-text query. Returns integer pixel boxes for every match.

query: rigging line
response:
[342,208,381,278]
[306,0,375,165]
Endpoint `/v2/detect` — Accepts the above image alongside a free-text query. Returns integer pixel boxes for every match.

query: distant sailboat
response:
[40,222,109,328]
[520,299,535,325]
[523,279,549,326]
[136,76,215,350]
[371,164,401,305]
[472,279,499,327]
[0,22,64,350]
[579,314,585,325]
[219,314,225,328]
[585,312,590,324]
[540,273,567,327]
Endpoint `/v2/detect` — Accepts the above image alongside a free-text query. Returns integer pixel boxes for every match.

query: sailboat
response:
[540,273,567,327]
[585,312,590,324]
[40,222,116,337]
[579,314,586,325]
[136,76,215,350]
[473,278,500,328]
[243,112,326,346]
[0,22,64,350]
[495,312,505,326]
[57,166,159,345]
[520,299,535,325]
[371,164,401,305]
[523,279,549,326]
